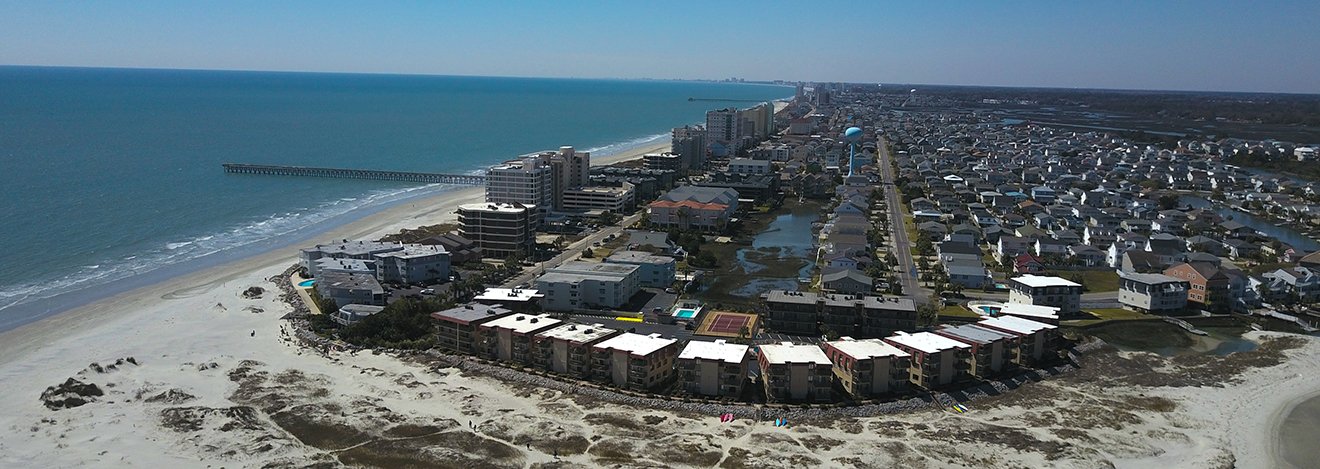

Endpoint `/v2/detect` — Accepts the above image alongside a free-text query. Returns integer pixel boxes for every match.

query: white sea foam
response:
[0,183,451,318]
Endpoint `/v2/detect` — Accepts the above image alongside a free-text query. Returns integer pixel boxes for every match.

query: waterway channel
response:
[1179,195,1320,251]
[728,204,820,298]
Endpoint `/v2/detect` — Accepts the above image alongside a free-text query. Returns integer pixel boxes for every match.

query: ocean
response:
[0,66,792,331]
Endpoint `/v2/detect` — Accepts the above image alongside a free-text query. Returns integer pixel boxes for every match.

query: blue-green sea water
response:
[0,66,791,331]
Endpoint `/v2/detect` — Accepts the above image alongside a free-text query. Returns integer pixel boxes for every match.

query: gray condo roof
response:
[938,324,1017,345]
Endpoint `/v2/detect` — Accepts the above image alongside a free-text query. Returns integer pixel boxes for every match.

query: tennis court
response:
[695,311,759,338]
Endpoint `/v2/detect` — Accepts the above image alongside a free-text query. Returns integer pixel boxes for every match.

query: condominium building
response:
[473,287,544,312]
[604,250,676,288]
[560,184,634,213]
[374,244,450,285]
[314,271,385,307]
[590,332,679,390]
[647,186,740,232]
[884,332,971,389]
[1117,271,1190,313]
[534,261,641,311]
[757,342,833,402]
[430,303,515,354]
[677,339,749,397]
[934,324,1019,378]
[672,125,707,170]
[474,313,562,364]
[728,158,771,175]
[457,202,535,258]
[300,240,404,277]
[1007,275,1083,315]
[764,290,917,338]
[485,156,553,209]
[762,290,819,335]
[977,315,1060,365]
[531,323,618,378]
[643,152,685,173]
[821,337,910,397]
[706,108,741,157]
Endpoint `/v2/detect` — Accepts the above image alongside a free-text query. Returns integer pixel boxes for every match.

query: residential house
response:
[1117,271,1189,313]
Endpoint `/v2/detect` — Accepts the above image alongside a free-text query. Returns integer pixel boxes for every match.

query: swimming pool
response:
[297,279,315,288]
[967,301,1001,317]
[674,308,698,320]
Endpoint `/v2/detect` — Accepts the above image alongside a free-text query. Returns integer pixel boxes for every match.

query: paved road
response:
[876,136,924,304]
[501,211,645,288]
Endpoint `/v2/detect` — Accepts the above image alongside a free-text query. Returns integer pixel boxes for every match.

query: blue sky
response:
[2,1,1317,93]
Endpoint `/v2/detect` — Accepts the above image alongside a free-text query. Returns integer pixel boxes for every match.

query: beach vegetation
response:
[339,297,454,349]
[309,289,339,315]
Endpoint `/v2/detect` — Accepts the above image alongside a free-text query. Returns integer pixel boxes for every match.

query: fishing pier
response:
[222,163,486,185]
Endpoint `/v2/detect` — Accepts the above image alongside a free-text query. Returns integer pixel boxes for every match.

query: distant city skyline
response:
[2,1,1318,94]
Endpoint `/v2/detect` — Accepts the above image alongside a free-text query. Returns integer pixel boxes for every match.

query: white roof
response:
[884,332,970,354]
[593,332,676,357]
[998,302,1060,320]
[458,202,531,213]
[758,342,830,365]
[535,323,616,344]
[481,313,561,334]
[825,338,909,360]
[1012,274,1081,288]
[475,288,544,302]
[979,315,1057,335]
[678,339,748,364]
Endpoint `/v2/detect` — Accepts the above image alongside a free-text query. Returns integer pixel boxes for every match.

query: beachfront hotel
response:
[757,342,834,402]
[1007,275,1083,315]
[821,337,911,397]
[457,202,536,259]
[531,323,619,378]
[474,313,562,365]
[534,261,641,311]
[934,324,1019,378]
[677,339,750,397]
[884,332,972,389]
[977,315,1060,366]
[430,303,515,355]
[590,332,679,391]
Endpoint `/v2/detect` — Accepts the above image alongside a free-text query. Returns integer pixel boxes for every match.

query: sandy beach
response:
[4,132,1320,467]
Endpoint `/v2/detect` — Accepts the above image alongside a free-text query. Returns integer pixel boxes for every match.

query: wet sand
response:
[1275,391,1320,469]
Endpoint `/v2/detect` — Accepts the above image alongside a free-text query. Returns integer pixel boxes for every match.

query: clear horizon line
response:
[2,63,1317,96]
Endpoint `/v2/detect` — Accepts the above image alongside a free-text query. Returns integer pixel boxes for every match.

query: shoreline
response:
[1269,387,1320,468]
[0,138,663,360]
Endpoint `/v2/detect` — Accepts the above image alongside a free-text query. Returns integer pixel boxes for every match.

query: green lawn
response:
[1084,308,1152,321]
[938,304,981,319]
[1063,308,1156,327]
[1047,270,1120,292]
